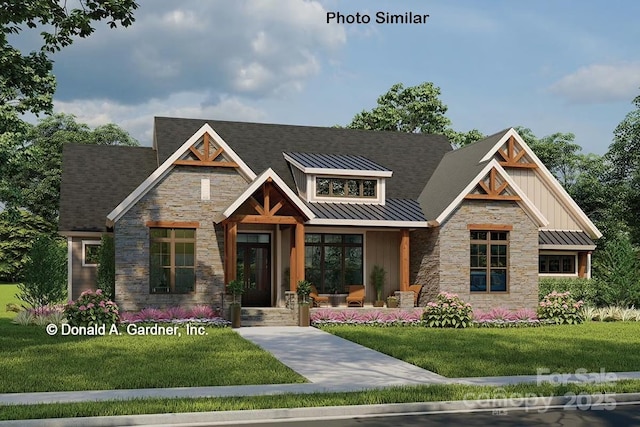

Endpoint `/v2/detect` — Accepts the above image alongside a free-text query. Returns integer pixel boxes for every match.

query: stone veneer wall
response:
[115,167,248,311]
[410,227,440,305]
[438,200,539,311]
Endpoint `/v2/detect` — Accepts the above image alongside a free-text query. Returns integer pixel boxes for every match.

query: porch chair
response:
[346,285,365,307]
[309,285,329,307]
[408,284,422,306]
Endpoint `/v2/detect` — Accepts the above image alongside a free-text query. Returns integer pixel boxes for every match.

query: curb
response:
[2,392,640,427]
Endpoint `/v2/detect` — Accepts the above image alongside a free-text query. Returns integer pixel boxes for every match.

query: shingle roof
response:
[59,144,157,232]
[284,152,391,172]
[307,199,426,222]
[539,230,595,247]
[417,129,511,221]
[152,117,452,200]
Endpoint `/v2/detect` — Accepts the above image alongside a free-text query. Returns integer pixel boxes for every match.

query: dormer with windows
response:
[283,152,392,205]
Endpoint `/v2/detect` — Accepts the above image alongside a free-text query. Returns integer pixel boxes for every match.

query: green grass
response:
[321,324,640,377]
[2,380,638,421]
[0,284,305,392]
[0,283,22,319]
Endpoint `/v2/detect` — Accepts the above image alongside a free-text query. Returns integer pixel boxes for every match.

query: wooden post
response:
[290,226,297,292]
[224,223,229,285]
[295,222,305,284]
[228,221,237,282]
[578,252,587,278]
[399,229,410,291]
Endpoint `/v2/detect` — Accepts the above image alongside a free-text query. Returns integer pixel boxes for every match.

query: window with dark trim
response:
[470,231,509,292]
[315,177,376,198]
[149,228,196,294]
[305,233,363,293]
[539,255,575,274]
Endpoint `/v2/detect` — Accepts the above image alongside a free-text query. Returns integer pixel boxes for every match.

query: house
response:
[59,117,601,313]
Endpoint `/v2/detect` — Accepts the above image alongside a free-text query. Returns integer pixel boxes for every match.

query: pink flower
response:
[87,303,95,309]
[79,305,87,311]
[96,289,103,295]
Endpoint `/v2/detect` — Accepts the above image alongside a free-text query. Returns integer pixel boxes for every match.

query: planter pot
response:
[329,294,341,307]
[387,299,398,308]
[373,300,385,308]
[230,304,241,328]
[298,304,310,327]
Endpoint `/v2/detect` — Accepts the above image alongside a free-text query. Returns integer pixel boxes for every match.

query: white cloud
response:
[549,62,640,104]
[52,0,347,104]
[53,93,267,145]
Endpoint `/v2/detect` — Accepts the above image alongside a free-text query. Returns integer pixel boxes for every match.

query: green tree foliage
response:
[96,234,115,300]
[0,210,51,282]
[592,232,640,307]
[0,0,138,133]
[347,82,483,147]
[17,236,67,307]
[605,93,640,245]
[0,113,138,229]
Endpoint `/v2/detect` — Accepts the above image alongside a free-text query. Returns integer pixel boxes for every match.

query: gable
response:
[106,124,255,226]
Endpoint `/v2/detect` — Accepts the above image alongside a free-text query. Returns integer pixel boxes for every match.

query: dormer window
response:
[283,152,392,205]
[316,177,377,198]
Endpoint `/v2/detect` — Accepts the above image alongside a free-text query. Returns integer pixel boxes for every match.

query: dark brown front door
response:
[237,234,271,307]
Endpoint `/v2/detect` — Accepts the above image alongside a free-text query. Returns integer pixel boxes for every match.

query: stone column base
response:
[395,291,415,309]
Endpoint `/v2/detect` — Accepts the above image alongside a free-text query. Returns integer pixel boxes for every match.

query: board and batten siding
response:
[365,231,400,302]
[508,168,581,230]
[291,166,307,199]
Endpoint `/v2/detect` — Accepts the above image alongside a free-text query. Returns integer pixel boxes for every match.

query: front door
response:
[237,233,271,307]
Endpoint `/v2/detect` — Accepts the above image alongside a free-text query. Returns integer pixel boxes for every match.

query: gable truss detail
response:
[496,136,537,169]
[173,132,239,168]
[465,167,521,201]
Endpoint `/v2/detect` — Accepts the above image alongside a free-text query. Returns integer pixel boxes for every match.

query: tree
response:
[0,210,51,282]
[96,234,115,300]
[0,114,138,229]
[1,0,138,133]
[347,82,483,146]
[592,232,640,307]
[17,236,67,307]
[605,92,640,245]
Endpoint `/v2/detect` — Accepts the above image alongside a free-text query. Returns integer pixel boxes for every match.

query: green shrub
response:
[422,292,473,328]
[538,291,584,324]
[65,289,119,327]
[96,234,115,300]
[538,277,603,307]
[592,233,640,307]
[17,236,67,307]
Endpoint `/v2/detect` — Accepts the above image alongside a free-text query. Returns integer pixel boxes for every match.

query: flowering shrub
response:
[422,292,473,328]
[119,305,229,327]
[538,291,584,324]
[472,307,543,327]
[65,289,119,327]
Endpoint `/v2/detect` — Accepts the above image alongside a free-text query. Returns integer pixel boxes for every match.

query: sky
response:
[20,0,640,154]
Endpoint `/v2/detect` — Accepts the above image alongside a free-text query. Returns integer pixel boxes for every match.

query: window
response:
[149,228,196,294]
[470,231,508,292]
[82,241,101,267]
[539,255,576,274]
[305,233,363,293]
[315,177,376,198]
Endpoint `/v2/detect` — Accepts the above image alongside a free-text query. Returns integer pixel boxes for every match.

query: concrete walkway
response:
[2,326,640,406]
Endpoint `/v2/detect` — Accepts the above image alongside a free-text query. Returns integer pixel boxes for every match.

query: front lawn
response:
[0,284,305,392]
[322,323,640,377]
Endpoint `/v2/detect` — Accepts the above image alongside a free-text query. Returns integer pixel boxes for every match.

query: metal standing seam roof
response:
[284,152,391,172]
[539,230,596,247]
[306,199,427,222]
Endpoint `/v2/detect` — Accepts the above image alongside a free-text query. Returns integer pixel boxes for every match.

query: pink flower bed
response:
[120,305,229,327]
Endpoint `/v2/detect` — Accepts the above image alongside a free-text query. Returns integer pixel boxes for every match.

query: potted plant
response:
[227,279,244,328]
[327,283,341,307]
[296,279,312,327]
[371,265,386,307]
[386,295,398,308]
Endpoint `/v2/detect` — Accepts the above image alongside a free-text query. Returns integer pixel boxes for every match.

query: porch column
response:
[295,222,305,284]
[224,222,237,284]
[586,251,592,279]
[289,226,297,292]
[399,229,410,291]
